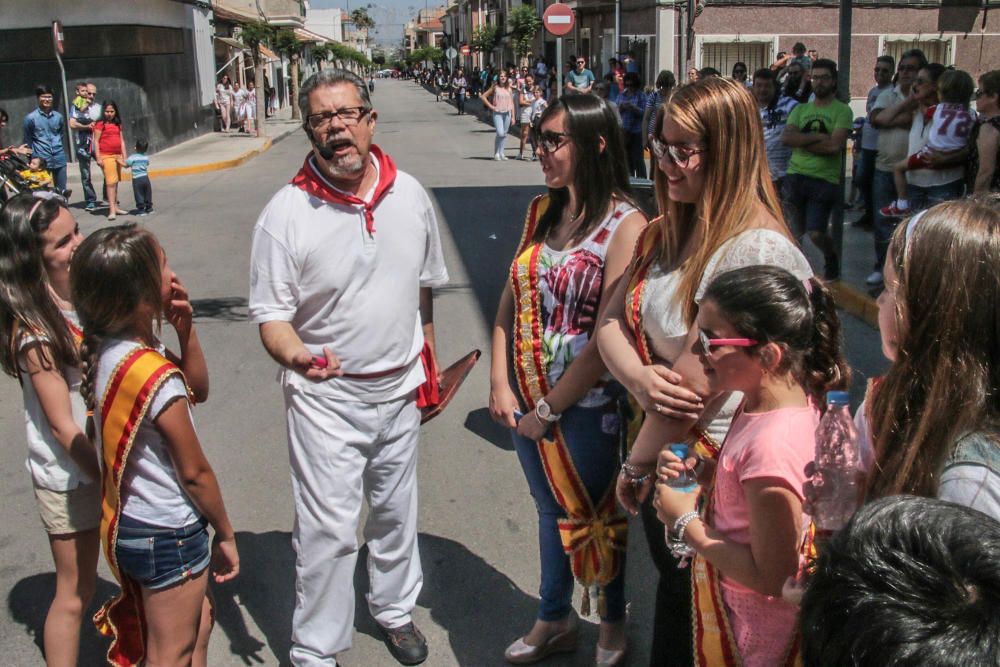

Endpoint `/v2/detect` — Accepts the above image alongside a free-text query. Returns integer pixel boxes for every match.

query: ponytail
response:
[703,266,850,402]
[802,277,851,402]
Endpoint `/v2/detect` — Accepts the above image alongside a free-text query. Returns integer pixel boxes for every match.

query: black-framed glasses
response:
[576,61,585,65]
[649,137,706,168]
[874,67,892,74]
[533,129,572,154]
[306,106,370,129]
[810,73,833,82]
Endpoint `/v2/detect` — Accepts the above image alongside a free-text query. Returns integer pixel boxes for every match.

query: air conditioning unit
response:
[580,28,590,38]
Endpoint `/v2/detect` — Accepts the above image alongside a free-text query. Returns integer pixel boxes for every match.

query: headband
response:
[27,190,65,221]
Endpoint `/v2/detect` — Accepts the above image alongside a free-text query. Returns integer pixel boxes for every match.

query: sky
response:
[309,0,426,47]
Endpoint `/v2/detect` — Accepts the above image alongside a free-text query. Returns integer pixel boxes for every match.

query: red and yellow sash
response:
[510,195,627,614]
[93,347,185,667]
[622,220,720,460]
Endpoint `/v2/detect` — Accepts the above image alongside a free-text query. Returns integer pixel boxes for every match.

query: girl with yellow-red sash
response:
[654,265,849,667]
[489,94,646,666]
[596,77,812,665]
[0,192,100,667]
[71,225,238,667]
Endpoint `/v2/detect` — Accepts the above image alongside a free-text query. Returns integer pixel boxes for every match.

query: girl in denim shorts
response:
[72,224,239,666]
[0,192,101,666]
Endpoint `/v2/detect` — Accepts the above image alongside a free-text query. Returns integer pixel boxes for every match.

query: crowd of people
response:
[1,83,155,219]
[1,60,999,667]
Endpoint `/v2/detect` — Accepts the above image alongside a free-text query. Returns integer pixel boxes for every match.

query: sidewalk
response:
[66,105,301,186]
[420,82,884,327]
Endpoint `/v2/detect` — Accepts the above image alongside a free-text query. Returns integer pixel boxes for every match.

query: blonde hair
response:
[652,77,787,324]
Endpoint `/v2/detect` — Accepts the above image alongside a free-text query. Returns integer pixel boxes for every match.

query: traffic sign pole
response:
[543,3,575,100]
[52,21,73,164]
[556,39,562,100]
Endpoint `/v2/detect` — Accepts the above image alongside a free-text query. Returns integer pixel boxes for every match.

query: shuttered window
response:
[700,40,773,77]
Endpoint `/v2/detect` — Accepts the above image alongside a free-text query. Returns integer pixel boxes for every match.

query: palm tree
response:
[240,21,275,137]
[274,29,305,120]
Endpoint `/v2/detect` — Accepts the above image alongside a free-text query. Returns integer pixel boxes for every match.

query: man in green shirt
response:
[781,58,853,280]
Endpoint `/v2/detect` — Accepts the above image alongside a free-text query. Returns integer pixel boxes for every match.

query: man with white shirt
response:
[249,68,448,667]
[68,82,102,210]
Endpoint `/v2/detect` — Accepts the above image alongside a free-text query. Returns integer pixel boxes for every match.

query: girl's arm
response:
[659,478,803,597]
[162,274,209,403]
[596,277,704,417]
[23,344,100,480]
[489,283,520,429]
[156,399,239,583]
[515,211,647,441]
[119,129,127,162]
[93,124,103,161]
[974,124,999,194]
[480,84,497,110]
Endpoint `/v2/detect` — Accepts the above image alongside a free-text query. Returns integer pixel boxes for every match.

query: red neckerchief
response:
[290,144,397,235]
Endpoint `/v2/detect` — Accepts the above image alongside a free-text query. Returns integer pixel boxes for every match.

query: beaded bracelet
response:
[668,511,700,567]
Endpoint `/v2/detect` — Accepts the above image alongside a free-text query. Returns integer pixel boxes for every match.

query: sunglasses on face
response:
[649,138,706,168]
[898,64,918,72]
[874,67,892,74]
[533,129,572,154]
[698,330,758,356]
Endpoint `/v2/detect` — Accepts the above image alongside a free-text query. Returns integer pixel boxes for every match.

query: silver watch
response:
[535,397,561,423]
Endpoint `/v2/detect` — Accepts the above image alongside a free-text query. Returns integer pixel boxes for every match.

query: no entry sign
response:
[543,3,574,37]
[460,44,471,56]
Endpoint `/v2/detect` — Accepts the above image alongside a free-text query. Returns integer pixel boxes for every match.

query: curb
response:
[829,282,878,328]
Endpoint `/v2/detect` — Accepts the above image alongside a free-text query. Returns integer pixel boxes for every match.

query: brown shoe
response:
[380,622,428,665]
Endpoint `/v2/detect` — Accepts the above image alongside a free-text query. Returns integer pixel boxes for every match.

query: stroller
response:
[0,151,71,203]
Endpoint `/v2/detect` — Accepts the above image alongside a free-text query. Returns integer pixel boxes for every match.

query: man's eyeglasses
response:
[576,61,585,65]
[649,138,706,168]
[306,106,370,129]
[975,88,991,98]
[698,330,758,355]
[810,74,833,82]
[533,129,572,154]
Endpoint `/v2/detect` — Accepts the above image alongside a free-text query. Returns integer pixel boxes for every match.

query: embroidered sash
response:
[93,348,184,667]
[622,219,720,460]
[510,194,627,614]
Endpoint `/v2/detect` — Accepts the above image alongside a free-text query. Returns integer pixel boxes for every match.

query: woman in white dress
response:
[215,74,235,132]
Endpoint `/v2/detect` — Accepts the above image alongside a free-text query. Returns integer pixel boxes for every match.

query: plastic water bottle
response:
[809,391,861,532]
[666,443,698,493]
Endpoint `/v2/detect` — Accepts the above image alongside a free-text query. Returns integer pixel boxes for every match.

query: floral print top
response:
[537,200,636,407]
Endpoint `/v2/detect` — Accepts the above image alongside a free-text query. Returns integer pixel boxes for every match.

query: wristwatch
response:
[535,397,561,423]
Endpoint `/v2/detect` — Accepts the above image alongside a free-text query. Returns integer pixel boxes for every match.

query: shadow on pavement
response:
[430,185,542,328]
[7,573,118,663]
[192,296,249,322]
[464,407,515,451]
[213,530,584,666]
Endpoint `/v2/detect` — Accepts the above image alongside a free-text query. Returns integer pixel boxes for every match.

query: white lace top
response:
[640,228,813,443]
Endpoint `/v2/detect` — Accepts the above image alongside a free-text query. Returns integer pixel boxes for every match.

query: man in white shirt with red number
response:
[249,69,448,667]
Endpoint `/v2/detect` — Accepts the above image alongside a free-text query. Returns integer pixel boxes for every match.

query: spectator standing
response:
[687,67,700,83]
[451,68,468,115]
[241,80,258,135]
[781,58,853,280]
[731,62,750,86]
[264,75,275,118]
[781,61,812,103]
[516,74,537,160]
[123,138,153,215]
[642,70,676,175]
[231,81,247,133]
[866,49,925,285]
[93,100,127,220]
[873,63,967,216]
[969,70,1000,194]
[69,82,102,210]
[480,70,516,160]
[22,86,68,193]
[618,72,648,177]
[753,68,799,193]
[215,74,235,132]
[853,56,895,230]
[565,57,595,94]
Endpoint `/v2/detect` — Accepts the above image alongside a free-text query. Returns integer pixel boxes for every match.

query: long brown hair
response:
[867,197,1000,498]
[651,77,787,325]
[70,224,163,411]
[0,194,79,378]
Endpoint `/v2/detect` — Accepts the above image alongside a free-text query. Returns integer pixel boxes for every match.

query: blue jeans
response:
[493,111,511,156]
[456,91,466,114]
[78,155,97,205]
[872,168,898,271]
[855,148,877,224]
[906,178,965,214]
[115,514,210,590]
[49,165,67,192]
[512,402,627,622]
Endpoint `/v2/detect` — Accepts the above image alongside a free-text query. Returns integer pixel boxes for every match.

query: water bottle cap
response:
[826,390,850,405]
[669,443,690,458]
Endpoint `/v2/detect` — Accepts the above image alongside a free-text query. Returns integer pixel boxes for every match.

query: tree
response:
[350,6,376,31]
[312,43,332,70]
[507,6,541,65]
[470,24,499,59]
[406,46,443,68]
[239,21,275,137]
[274,29,304,120]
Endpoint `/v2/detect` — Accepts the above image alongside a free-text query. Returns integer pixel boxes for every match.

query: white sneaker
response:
[866,271,884,286]
[500,153,509,161]
[494,154,502,161]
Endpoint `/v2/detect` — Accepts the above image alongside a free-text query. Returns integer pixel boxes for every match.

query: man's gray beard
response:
[324,151,366,179]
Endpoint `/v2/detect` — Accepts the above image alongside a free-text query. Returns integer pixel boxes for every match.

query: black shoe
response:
[380,622,428,665]
[824,253,841,281]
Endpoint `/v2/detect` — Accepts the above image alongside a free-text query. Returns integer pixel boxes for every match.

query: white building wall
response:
[188,4,217,106]
[306,8,344,42]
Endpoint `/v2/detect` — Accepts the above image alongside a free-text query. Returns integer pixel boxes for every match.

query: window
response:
[700,39,773,78]
[883,36,954,67]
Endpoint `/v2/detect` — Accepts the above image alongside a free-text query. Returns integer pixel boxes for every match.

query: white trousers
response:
[284,387,423,667]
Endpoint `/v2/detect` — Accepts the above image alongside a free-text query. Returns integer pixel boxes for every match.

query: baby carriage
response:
[0,152,71,202]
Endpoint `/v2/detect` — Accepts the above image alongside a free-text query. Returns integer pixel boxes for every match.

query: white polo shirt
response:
[249,156,449,403]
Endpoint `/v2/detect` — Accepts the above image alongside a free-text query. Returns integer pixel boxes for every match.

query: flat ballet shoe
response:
[596,643,628,666]
[504,620,579,664]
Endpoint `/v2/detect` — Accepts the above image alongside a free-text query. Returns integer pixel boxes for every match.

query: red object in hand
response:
[311,355,328,369]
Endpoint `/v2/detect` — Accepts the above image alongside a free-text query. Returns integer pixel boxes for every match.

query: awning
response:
[259,44,280,61]
[215,36,248,51]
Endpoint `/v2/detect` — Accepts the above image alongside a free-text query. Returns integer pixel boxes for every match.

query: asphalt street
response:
[0,78,887,666]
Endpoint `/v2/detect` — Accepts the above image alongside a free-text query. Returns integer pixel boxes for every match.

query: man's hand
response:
[290,346,344,381]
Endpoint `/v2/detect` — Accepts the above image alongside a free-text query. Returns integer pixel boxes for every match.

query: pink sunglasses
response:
[698,329,758,354]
